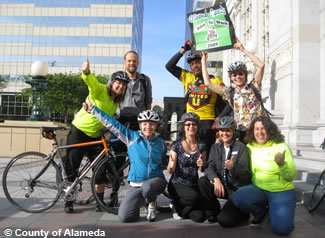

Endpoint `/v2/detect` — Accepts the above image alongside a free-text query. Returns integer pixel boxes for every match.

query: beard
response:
[126,65,137,74]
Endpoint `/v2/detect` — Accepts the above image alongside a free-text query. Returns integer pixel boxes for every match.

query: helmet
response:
[227,61,247,73]
[186,53,201,64]
[217,116,237,129]
[180,112,200,124]
[137,110,160,123]
[109,71,130,85]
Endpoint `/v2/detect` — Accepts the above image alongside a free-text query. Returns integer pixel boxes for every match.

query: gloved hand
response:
[182,40,192,51]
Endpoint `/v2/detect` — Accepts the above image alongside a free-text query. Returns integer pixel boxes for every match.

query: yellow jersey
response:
[180,70,223,120]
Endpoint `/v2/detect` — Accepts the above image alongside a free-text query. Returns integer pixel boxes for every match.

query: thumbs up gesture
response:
[225,155,234,170]
[196,154,204,170]
[81,58,90,75]
[274,150,286,166]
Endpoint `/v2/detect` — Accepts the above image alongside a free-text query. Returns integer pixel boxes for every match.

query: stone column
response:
[280,0,321,147]
[313,0,325,146]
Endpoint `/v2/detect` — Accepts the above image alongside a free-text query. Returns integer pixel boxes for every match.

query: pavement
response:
[1,158,325,238]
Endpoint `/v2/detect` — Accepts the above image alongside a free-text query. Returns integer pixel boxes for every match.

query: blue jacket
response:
[91,106,167,182]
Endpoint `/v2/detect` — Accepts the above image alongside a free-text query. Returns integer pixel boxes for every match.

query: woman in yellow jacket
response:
[64,60,129,213]
[232,116,297,235]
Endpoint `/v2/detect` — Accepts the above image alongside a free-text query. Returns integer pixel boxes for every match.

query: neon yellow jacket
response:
[247,141,297,192]
[72,73,119,138]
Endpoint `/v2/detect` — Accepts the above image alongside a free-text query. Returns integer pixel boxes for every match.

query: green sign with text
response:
[187,3,236,52]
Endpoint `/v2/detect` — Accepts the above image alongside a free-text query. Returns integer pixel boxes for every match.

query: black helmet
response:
[180,112,200,124]
[217,116,236,130]
[137,110,160,123]
[228,61,247,73]
[109,71,130,85]
[186,53,201,64]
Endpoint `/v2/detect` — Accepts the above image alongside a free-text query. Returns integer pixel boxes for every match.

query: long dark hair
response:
[244,116,284,144]
[107,83,126,104]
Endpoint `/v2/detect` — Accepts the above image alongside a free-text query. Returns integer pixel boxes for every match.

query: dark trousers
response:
[198,120,216,154]
[65,124,104,184]
[198,176,249,227]
[197,176,221,217]
[168,182,206,223]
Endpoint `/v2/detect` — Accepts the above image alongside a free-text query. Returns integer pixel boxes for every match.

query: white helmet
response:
[137,110,160,123]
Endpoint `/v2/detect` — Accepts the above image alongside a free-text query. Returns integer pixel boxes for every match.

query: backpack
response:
[229,83,273,118]
[139,73,149,106]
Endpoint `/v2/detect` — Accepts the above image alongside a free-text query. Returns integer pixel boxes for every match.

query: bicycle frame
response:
[39,131,120,199]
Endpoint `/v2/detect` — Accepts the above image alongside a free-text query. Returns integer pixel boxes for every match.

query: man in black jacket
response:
[198,116,251,226]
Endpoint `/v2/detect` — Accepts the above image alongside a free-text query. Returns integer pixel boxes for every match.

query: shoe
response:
[250,208,268,226]
[147,203,157,222]
[64,201,74,214]
[169,202,182,220]
[207,215,218,223]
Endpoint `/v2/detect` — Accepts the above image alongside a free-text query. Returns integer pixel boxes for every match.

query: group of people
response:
[62,38,298,236]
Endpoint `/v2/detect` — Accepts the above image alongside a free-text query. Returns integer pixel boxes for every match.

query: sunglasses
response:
[231,71,245,77]
[184,123,198,127]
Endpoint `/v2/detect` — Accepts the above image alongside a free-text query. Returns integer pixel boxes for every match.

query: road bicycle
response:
[308,138,325,212]
[2,126,130,214]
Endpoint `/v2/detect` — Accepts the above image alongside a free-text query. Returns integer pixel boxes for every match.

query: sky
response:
[141,0,187,102]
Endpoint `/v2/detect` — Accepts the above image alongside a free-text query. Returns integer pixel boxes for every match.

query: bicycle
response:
[307,138,325,212]
[2,126,130,214]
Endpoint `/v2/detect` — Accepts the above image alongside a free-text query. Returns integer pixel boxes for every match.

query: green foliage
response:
[0,75,8,89]
[19,72,109,123]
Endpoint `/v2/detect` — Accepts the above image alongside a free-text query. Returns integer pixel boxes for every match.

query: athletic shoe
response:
[147,203,157,222]
[64,201,74,214]
[169,202,182,220]
[250,208,268,226]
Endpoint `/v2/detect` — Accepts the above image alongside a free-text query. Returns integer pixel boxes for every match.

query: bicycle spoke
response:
[3,152,62,213]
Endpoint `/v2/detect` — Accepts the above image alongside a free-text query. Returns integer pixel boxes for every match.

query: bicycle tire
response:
[74,157,95,205]
[308,169,325,212]
[91,156,129,214]
[2,152,62,213]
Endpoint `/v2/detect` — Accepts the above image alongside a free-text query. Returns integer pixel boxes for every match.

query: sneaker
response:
[207,215,218,223]
[169,202,182,220]
[250,208,268,226]
[64,201,74,214]
[147,203,157,222]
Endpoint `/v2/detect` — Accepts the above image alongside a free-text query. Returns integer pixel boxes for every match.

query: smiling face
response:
[219,128,234,145]
[110,80,127,95]
[124,52,139,75]
[183,120,198,137]
[139,121,157,139]
[253,121,269,145]
[230,70,247,87]
[189,59,202,77]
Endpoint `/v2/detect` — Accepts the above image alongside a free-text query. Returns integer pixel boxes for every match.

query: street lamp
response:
[25,61,50,121]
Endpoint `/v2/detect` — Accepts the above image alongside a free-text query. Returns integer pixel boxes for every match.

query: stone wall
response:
[0,120,69,158]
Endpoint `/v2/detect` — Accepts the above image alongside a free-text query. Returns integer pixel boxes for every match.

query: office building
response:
[0,0,144,120]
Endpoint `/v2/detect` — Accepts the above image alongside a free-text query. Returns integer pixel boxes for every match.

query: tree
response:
[0,75,9,89]
[19,73,109,123]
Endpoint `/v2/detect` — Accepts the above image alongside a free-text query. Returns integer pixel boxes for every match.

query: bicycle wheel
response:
[308,169,325,212]
[74,156,95,205]
[91,156,129,214]
[2,152,62,213]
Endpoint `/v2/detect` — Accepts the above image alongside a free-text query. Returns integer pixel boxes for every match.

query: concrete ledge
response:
[0,120,69,158]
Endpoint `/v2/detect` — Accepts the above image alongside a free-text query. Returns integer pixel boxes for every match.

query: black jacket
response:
[205,139,251,191]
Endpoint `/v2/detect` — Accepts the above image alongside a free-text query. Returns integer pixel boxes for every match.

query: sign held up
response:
[187,3,236,52]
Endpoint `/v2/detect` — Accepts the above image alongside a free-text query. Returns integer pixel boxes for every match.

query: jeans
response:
[232,184,296,235]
